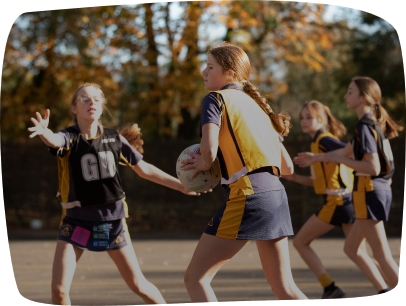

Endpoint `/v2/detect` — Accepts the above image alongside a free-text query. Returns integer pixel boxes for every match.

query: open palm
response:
[28,109,50,138]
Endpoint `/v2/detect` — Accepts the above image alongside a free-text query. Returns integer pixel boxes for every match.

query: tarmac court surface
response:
[8,233,402,305]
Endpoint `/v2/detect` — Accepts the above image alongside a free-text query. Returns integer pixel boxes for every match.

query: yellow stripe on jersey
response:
[57,150,72,204]
[215,89,281,184]
[119,153,133,168]
[310,131,353,195]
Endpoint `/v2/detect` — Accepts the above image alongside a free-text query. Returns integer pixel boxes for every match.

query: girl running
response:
[28,83,200,305]
[181,42,307,301]
[284,100,361,298]
[294,76,402,294]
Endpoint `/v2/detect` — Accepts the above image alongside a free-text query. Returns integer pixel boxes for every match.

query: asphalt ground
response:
[5,232,404,306]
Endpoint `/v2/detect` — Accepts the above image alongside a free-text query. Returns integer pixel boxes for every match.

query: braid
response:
[119,123,144,153]
[243,81,292,136]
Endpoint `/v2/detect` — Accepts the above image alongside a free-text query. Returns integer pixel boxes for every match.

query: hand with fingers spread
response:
[28,109,51,138]
[27,109,62,148]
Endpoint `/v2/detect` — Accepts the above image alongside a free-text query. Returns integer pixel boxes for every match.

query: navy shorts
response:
[58,216,128,251]
[316,193,355,226]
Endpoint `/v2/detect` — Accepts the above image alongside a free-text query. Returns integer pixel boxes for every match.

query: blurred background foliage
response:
[1,1,404,235]
[2,1,404,141]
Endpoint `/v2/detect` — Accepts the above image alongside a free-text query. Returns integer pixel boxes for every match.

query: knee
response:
[184,269,196,290]
[184,268,207,291]
[343,242,357,260]
[292,236,306,251]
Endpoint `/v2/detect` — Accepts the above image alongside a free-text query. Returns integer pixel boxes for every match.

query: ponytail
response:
[242,81,292,136]
[325,107,346,139]
[375,104,403,139]
[352,76,403,139]
[119,123,144,153]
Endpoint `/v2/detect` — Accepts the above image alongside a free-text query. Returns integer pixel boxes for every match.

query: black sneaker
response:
[322,287,346,299]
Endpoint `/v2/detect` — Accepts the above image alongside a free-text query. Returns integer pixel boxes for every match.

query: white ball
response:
[176,144,221,192]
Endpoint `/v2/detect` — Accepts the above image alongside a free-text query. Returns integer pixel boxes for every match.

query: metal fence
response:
[2,135,404,236]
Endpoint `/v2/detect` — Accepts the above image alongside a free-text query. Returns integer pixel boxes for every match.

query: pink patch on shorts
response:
[71,226,91,246]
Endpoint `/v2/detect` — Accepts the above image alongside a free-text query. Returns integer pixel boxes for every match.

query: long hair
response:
[119,123,144,153]
[302,100,346,139]
[352,76,403,139]
[208,42,292,136]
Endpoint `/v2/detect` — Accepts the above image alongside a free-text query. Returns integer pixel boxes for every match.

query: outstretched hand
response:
[293,152,315,168]
[28,109,51,138]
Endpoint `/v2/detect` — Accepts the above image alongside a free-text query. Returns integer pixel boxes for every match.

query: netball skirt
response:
[204,184,294,240]
[316,193,356,226]
[57,216,129,251]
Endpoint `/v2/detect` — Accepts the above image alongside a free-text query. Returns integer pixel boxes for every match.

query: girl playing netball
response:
[294,76,402,294]
[285,100,377,298]
[28,83,200,305]
[181,42,307,301]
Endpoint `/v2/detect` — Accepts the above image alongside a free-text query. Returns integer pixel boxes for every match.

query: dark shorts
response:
[353,189,392,221]
[316,193,355,226]
[204,188,294,240]
[58,217,128,251]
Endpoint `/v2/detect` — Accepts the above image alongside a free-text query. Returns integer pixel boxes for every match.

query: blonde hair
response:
[208,42,292,136]
[301,100,346,139]
[352,76,403,139]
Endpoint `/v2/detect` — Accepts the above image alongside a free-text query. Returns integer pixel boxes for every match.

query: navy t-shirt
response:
[352,113,390,190]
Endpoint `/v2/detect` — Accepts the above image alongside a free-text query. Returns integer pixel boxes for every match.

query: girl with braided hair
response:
[294,76,402,295]
[181,42,307,301]
[28,82,201,305]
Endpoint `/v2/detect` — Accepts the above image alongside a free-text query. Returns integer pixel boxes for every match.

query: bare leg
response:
[293,215,335,277]
[184,233,248,302]
[256,237,307,299]
[358,219,399,288]
[108,232,166,304]
[343,220,389,291]
[51,240,84,305]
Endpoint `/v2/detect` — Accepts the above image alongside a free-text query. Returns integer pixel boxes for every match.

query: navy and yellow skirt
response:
[204,176,293,240]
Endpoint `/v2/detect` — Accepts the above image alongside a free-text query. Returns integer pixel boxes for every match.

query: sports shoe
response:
[322,287,346,299]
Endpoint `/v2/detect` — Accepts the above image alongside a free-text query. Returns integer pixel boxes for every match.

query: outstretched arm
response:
[132,160,202,196]
[294,142,353,168]
[27,109,62,148]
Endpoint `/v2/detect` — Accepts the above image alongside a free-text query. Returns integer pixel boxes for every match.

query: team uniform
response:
[49,125,143,251]
[351,113,392,221]
[200,84,293,240]
[310,129,355,226]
